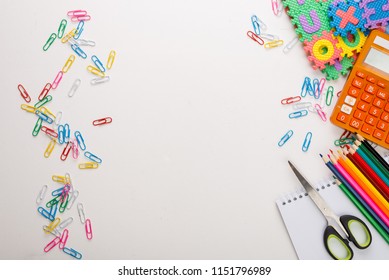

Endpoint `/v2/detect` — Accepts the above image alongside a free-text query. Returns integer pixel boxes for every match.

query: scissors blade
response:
[287,161,339,221]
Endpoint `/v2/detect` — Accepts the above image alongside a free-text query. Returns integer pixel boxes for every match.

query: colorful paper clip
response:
[71,14,91,22]
[247,31,264,45]
[251,15,261,35]
[35,110,54,124]
[50,203,58,219]
[36,185,48,205]
[92,117,112,126]
[64,123,70,143]
[68,79,81,97]
[53,174,66,183]
[38,207,54,221]
[85,219,93,240]
[71,138,79,159]
[44,139,57,158]
[106,50,116,70]
[71,44,87,59]
[264,40,284,49]
[91,55,106,72]
[67,10,87,17]
[260,33,279,41]
[283,36,299,54]
[21,104,35,113]
[43,33,57,51]
[61,142,72,161]
[77,203,86,224]
[79,162,99,169]
[271,0,283,16]
[84,151,102,163]
[45,218,61,234]
[41,126,58,138]
[302,132,313,152]
[32,118,43,137]
[63,247,82,259]
[61,28,76,43]
[58,125,65,144]
[45,226,61,238]
[62,55,76,73]
[51,186,65,197]
[77,39,96,47]
[59,229,69,249]
[38,83,52,100]
[334,138,354,146]
[40,107,55,119]
[18,84,31,103]
[278,130,293,147]
[46,196,61,208]
[90,76,110,85]
[312,78,321,99]
[292,101,312,110]
[319,78,326,96]
[74,131,86,150]
[67,190,79,210]
[59,217,74,230]
[34,95,52,109]
[54,111,62,127]
[289,110,308,119]
[326,86,334,106]
[314,104,327,121]
[87,65,105,77]
[52,71,64,90]
[57,19,67,39]
[281,96,301,105]
[44,237,60,253]
[74,20,84,40]
[300,77,313,97]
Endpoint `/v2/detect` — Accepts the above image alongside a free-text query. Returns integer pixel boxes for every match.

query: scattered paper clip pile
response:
[278,76,336,152]
[37,173,92,259]
[247,15,285,50]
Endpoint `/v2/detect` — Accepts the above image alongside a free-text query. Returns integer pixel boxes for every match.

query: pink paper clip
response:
[60,141,72,161]
[38,83,52,100]
[72,138,79,159]
[71,15,91,22]
[41,126,58,138]
[85,219,93,240]
[281,96,301,105]
[93,117,112,126]
[59,229,69,249]
[18,84,31,103]
[67,10,87,17]
[314,104,327,122]
[44,236,60,252]
[271,0,282,16]
[60,184,70,202]
[319,78,326,96]
[247,31,264,45]
[52,71,64,90]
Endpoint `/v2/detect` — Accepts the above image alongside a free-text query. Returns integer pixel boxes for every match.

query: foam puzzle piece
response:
[321,56,355,80]
[336,28,368,57]
[360,0,389,29]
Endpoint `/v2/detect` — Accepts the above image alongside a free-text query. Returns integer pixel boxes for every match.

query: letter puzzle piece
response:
[336,28,368,57]
[360,0,389,29]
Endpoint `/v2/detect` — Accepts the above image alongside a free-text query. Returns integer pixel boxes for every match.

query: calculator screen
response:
[364,47,389,74]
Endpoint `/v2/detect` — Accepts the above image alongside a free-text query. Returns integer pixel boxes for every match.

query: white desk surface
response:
[0,0,357,259]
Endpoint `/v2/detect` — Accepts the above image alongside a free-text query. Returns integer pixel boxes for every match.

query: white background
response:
[0,0,357,260]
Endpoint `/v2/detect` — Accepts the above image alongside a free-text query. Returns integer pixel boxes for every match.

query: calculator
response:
[330,29,389,149]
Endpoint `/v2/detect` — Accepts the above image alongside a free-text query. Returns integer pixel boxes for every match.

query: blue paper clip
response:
[58,124,65,144]
[50,203,58,219]
[75,131,86,150]
[71,43,87,59]
[251,15,261,35]
[64,123,70,143]
[302,132,312,152]
[74,20,84,40]
[84,151,102,163]
[278,130,293,147]
[312,78,320,99]
[289,110,308,119]
[91,55,106,73]
[300,77,311,97]
[38,207,55,221]
[63,247,82,259]
[35,110,54,124]
[52,187,65,197]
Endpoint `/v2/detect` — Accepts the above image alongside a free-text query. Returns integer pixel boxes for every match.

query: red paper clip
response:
[41,126,58,138]
[52,71,63,90]
[38,83,52,100]
[247,31,264,45]
[59,229,69,249]
[18,84,31,103]
[60,141,72,161]
[93,117,112,126]
[281,96,301,105]
[85,219,93,240]
[314,104,327,122]
[44,236,60,252]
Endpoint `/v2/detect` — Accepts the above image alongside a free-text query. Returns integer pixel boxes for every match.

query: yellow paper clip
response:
[62,55,76,73]
[79,162,99,169]
[44,139,57,158]
[21,104,36,113]
[52,175,66,183]
[264,40,284,49]
[44,218,61,234]
[87,65,105,77]
[61,28,76,43]
[106,50,116,70]
[39,107,56,121]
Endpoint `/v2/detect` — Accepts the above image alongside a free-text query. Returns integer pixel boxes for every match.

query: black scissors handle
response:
[323,215,372,260]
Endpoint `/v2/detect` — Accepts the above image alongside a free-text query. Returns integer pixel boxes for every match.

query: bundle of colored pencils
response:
[321,134,389,244]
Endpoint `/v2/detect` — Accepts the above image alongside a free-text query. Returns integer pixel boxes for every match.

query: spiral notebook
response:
[276,178,389,260]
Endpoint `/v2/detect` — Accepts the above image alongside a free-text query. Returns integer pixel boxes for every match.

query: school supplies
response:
[287,161,372,260]
[330,30,389,149]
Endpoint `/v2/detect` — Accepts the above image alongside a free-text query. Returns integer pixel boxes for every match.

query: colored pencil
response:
[356,133,389,173]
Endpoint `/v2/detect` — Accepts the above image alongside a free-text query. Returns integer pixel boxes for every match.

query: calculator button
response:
[378,81,386,88]
[357,100,369,111]
[365,84,377,94]
[337,112,350,123]
[366,76,376,83]
[369,106,381,117]
[344,95,356,106]
[377,120,389,131]
[348,87,360,97]
[361,92,373,103]
[377,89,388,100]
[372,98,384,109]
[356,71,366,78]
[341,104,353,114]
[386,134,389,144]
[381,111,389,122]
[353,109,366,120]
[352,77,364,89]
[373,129,384,140]
[349,118,362,129]
[365,115,378,126]
[361,123,374,135]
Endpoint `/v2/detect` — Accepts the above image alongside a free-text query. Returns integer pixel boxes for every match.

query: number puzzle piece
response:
[360,0,389,29]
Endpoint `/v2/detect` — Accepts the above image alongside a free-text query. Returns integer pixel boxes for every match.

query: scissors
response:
[288,161,372,260]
